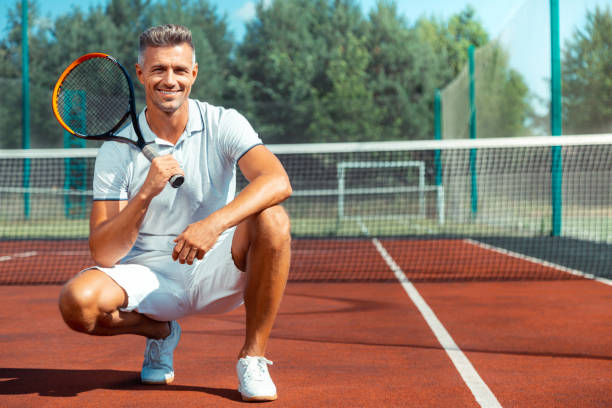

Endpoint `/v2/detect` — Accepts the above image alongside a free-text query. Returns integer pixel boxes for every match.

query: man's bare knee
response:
[254,206,291,249]
[58,269,123,334]
[59,280,99,333]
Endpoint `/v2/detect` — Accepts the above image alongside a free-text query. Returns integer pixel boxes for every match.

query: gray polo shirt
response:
[92,99,262,257]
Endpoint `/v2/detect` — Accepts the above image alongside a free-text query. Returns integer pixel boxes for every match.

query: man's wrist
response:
[205,211,229,235]
[135,187,156,205]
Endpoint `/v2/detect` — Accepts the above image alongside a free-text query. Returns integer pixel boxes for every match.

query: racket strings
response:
[55,57,131,136]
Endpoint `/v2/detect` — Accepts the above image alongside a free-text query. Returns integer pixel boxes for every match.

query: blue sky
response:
[1,0,610,43]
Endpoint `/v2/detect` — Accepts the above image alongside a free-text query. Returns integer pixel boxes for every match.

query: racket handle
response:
[141,144,184,188]
[169,174,185,188]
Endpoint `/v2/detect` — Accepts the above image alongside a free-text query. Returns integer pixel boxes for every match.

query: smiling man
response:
[57,25,292,402]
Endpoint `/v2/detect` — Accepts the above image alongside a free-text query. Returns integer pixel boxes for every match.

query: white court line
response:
[371,238,502,408]
[0,250,89,262]
[56,251,90,256]
[0,251,38,262]
[465,239,612,287]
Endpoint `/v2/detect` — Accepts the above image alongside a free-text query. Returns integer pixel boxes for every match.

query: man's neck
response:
[145,103,189,145]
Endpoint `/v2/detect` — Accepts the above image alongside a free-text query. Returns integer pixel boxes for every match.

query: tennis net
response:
[2,135,612,284]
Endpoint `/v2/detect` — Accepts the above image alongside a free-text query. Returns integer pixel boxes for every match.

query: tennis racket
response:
[52,52,184,188]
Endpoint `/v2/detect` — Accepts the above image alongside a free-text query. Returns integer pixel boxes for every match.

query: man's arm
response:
[89,155,184,267]
[173,145,292,263]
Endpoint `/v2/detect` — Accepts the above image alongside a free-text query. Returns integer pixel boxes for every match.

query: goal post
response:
[336,160,445,225]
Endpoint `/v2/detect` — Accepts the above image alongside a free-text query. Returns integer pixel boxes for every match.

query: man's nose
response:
[161,70,178,86]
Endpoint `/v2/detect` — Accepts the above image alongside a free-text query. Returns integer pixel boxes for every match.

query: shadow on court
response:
[0,368,241,401]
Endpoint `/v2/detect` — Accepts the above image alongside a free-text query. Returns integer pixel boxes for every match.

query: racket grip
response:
[141,144,184,188]
[169,174,185,188]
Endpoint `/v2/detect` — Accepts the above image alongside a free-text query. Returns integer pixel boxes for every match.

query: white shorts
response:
[88,230,247,321]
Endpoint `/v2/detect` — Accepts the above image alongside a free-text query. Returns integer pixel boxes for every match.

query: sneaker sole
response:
[240,393,278,402]
[141,376,174,385]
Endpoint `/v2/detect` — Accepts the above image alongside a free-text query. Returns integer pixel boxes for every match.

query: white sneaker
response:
[236,356,278,401]
[141,320,181,385]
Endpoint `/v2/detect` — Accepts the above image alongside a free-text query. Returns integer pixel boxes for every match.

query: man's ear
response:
[135,63,145,85]
[192,62,199,81]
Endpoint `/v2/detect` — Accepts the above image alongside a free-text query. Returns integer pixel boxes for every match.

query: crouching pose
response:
[58,24,292,402]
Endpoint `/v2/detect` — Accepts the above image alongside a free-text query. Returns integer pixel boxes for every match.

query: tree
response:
[562,6,612,134]
[308,30,382,142]
[366,1,446,140]
[233,0,333,143]
[0,1,25,148]
[234,0,381,144]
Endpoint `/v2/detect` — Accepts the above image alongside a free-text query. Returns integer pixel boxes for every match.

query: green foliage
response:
[562,5,612,134]
[415,6,488,80]
[308,31,382,142]
[233,0,378,143]
[0,0,550,148]
[366,1,448,140]
[230,0,327,143]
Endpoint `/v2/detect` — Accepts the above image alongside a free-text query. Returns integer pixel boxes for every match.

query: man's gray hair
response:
[138,24,196,66]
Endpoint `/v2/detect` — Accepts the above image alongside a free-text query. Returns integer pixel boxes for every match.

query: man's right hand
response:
[140,155,184,198]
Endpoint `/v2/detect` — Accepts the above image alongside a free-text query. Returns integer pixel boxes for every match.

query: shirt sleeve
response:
[92,141,131,201]
[218,108,263,163]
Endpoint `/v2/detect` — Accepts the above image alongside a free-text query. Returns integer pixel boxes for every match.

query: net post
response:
[550,0,563,237]
[418,162,426,217]
[337,164,345,222]
[21,0,30,219]
[469,45,478,218]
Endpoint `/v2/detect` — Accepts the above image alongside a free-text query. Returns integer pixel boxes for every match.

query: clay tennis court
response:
[1,238,610,407]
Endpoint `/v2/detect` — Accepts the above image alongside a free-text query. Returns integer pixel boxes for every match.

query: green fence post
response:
[469,45,478,218]
[21,0,30,219]
[550,0,562,236]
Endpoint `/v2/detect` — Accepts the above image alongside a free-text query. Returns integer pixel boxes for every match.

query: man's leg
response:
[59,268,181,385]
[232,205,291,359]
[58,268,170,339]
[232,205,290,401]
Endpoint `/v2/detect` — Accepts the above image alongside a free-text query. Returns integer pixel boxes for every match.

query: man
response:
[58,24,292,402]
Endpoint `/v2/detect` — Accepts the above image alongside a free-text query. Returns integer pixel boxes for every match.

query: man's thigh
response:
[190,229,247,315]
[92,261,189,322]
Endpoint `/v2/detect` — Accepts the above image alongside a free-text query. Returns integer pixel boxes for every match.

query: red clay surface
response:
[0,240,92,284]
[1,238,583,284]
[0,278,610,407]
[381,239,583,281]
[1,238,610,406]
[414,280,612,408]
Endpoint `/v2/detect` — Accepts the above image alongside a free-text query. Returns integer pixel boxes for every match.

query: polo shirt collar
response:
[138,99,203,146]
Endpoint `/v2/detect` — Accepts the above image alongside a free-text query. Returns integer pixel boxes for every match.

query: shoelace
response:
[243,357,273,381]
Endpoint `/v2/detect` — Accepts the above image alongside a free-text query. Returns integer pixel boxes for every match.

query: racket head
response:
[52,52,136,142]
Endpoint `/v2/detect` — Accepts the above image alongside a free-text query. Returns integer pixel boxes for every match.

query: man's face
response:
[135,43,198,114]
